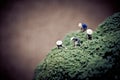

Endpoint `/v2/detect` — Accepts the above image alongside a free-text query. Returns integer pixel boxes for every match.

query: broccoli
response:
[33,12,120,80]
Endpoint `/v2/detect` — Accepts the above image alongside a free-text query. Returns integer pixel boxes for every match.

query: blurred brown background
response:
[0,0,119,80]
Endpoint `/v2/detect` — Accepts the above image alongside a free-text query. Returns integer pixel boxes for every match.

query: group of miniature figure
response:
[56,23,93,49]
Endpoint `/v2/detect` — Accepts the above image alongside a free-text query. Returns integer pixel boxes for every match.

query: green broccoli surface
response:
[33,12,120,80]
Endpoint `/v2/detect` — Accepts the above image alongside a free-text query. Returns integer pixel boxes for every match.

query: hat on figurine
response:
[86,29,93,35]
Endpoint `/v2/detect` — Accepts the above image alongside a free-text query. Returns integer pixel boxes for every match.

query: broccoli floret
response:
[33,12,120,80]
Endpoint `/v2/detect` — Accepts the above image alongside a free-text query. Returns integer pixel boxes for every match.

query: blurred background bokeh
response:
[0,0,119,80]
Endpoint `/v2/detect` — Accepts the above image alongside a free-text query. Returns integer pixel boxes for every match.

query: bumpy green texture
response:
[33,12,120,80]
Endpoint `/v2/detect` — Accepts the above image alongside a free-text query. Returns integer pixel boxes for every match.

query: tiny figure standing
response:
[56,40,63,49]
[71,37,81,47]
[86,29,93,40]
[78,23,87,32]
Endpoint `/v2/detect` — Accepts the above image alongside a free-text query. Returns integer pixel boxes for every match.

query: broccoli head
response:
[33,12,120,80]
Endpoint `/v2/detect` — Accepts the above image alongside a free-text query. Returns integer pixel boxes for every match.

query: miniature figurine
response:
[86,29,93,40]
[56,40,63,49]
[78,23,87,32]
[71,37,81,47]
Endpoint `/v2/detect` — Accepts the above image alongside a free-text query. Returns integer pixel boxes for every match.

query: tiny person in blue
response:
[78,23,87,32]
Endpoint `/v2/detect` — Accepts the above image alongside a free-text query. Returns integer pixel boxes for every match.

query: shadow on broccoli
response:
[33,12,120,80]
